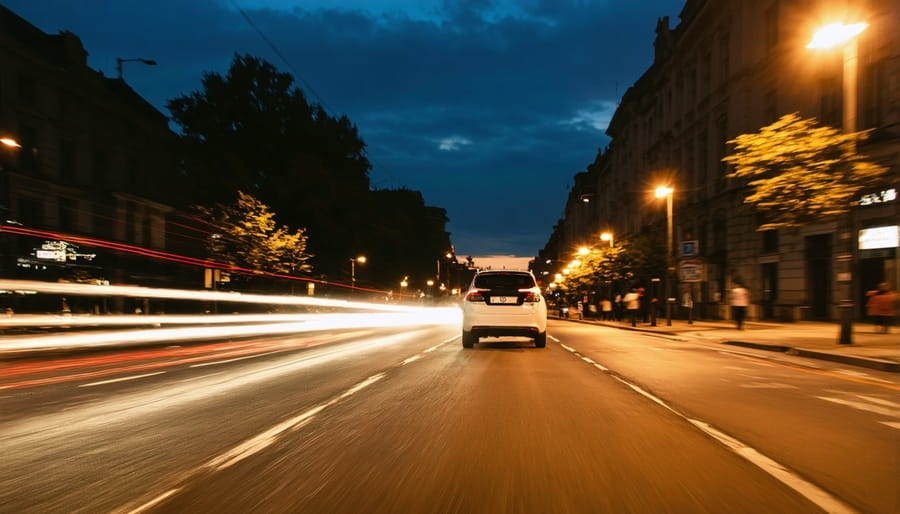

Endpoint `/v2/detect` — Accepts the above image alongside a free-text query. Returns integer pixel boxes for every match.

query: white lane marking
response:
[402,355,422,365]
[559,337,859,514]
[128,488,181,514]
[832,369,896,384]
[79,372,166,388]
[175,372,224,383]
[203,373,385,472]
[816,396,899,418]
[855,394,900,408]
[548,335,561,342]
[425,336,455,353]
[189,350,281,368]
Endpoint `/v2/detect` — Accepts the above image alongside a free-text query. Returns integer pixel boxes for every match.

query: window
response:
[60,140,76,180]
[20,125,38,173]
[762,229,778,252]
[819,76,841,127]
[18,196,43,227]
[92,151,107,185]
[58,197,76,232]
[863,59,886,128]
[17,74,36,107]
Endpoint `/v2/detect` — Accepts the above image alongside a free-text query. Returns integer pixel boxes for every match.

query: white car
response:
[461,270,548,348]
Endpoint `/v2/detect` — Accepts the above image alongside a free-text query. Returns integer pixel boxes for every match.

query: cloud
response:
[438,135,473,151]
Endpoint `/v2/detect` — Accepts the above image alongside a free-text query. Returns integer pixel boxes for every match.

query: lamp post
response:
[600,232,614,247]
[350,256,366,294]
[116,57,157,80]
[807,22,868,345]
[656,186,674,326]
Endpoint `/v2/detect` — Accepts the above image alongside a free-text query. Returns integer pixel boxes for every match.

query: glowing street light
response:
[655,186,674,326]
[807,21,868,344]
[578,247,590,256]
[807,22,868,134]
[1,137,22,148]
[350,256,366,293]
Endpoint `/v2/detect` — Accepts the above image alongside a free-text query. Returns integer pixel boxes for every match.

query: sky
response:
[4,0,685,265]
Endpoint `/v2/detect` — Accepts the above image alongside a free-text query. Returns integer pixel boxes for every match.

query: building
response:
[0,5,189,312]
[538,0,899,322]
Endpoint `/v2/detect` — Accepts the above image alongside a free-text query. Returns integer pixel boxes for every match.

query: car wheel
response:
[534,331,547,348]
[462,331,476,348]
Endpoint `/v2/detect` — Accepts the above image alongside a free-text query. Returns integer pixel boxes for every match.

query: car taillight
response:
[466,289,486,302]
[519,288,541,302]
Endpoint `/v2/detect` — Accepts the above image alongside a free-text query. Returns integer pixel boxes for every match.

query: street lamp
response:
[808,21,868,344]
[116,57,157,80]
[1,137,22,148]
[655,186,674,326]
[350,256,366,293]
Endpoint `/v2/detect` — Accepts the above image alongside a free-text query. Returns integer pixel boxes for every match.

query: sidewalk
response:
[553,314,900,373]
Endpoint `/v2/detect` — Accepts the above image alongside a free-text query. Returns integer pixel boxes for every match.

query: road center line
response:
[559,340,859,514]
[80,372,167,388]
[121,372,386,514]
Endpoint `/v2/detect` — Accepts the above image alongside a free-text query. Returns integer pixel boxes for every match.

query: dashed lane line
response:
[80,372,167,388]
[558,339,859,514]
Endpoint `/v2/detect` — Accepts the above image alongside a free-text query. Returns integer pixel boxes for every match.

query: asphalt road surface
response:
[1,320,897,513]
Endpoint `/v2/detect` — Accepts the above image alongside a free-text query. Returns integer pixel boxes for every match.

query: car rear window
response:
[473,273,535,289]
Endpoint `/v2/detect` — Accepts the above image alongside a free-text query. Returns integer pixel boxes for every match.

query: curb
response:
[553,316,899,374]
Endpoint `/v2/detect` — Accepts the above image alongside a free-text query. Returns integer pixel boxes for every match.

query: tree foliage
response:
[198,191,312,281]
[723,113,889,229]
[559,233,665,294]
[167,54,373,277]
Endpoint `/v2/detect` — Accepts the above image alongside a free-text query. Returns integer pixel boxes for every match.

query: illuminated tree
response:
[198,191,312,281]
[724,113,889,229]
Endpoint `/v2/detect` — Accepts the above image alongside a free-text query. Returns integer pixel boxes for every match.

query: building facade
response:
[537,0,899,322]
[0,5,190,312]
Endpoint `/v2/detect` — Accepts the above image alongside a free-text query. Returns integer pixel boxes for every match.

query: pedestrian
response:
[614,293,623,321]
[588,302,598,319]
[623,288,640,327]
[866,282,896,333]
[729,283,750,330]
[600,298,613,320]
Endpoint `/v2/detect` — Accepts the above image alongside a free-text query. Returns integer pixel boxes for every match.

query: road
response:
[1,319,897,513]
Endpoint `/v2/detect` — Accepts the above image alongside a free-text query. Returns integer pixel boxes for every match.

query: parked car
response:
[461,270,548,348]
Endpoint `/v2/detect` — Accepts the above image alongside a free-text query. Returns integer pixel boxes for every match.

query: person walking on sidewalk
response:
[866,282,896,333]
[624,288,640,327]
[600,298,613,320]
[729,283,750,330]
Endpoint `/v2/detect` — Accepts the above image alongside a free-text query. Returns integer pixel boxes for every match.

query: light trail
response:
[0,309,461,355]
[0,279,439,312]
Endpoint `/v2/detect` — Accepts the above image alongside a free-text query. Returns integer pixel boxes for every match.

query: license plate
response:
[492,296,518,304]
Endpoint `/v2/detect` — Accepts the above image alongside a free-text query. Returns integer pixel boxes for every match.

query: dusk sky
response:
[5,0,685,264]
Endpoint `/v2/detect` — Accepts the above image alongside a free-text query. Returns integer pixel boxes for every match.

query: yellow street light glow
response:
[806,22,868,49]
[600,232,612,242]
[1,137,22,148]
[570,259,581,267]
[562,269,570,275]
[578,247,589,255]
[655,186,674,198]
[356,256,367,264]
[555,273,563,282]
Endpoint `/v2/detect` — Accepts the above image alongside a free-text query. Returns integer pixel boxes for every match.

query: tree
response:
[197,191,312,284]
[167,54,371,276]
[723,113,889,229]
[560,233,664,295]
